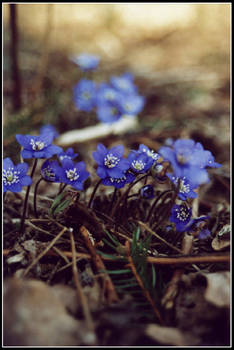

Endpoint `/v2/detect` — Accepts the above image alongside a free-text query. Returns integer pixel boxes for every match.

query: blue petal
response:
[97,166,108,179]
[16,134,32,149]
[7,183,22,192]
[71,180,84,190]
[15,162,29,174]
[107,167,125,178]
[45,145,63,157]
[158,146,176,164]
[21,150,33,159]
[20,175,32,186]
[110,145,124,158]
[118,158,130,171]
[93,150,105,165]
[3,158,14,169]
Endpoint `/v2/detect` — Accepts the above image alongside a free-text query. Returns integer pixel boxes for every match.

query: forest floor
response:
[3,16,230,346]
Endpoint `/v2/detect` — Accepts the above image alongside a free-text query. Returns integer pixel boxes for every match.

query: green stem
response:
[20,158,38,233]
[88,179,102,209]
[33,177,44,218]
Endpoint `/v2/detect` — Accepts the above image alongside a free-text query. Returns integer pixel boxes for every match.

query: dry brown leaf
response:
[145,324,198,346]
[204,272,230,308]
[3,277,87,346]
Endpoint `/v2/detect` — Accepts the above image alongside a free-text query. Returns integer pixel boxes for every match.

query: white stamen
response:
[66,168,79,181]
[3,168,20,186]
[132,160,145,171]
[30,139,45,151]
[104,153,120,168]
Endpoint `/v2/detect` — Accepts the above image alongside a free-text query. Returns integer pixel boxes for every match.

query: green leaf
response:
[53,198,72,215]
[50,191,67,211]
[99,268,132,275]
[152,264,157,288]
[104,230,120,246]
[115,281,139,289]
[96,250,126,261]
[102,238,118,250]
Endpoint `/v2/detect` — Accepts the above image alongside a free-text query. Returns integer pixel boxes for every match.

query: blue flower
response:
[101,171,135,189]
[110,73,137,95]
[194,142,221,168]
[73,79,97,112]
[16,133,63,159]
[58,148,78,162]
[119,94,145,116]
[3,158,32,193]
[138,144,160,163]
[158,139,219,187]
[169,204,192,232]
[96,103,122,124]
[70,53,100,71]
[140,184,154,199]
[57,159,90,191]
[169,204,211,236]
[187,216,211,239]
[41,159,61,182]
[96,83,121,105]
[92,143,130,179]
[70,53,100,72]
[128,150,154,174]
[167,174,198,200]
[40,124,59,140]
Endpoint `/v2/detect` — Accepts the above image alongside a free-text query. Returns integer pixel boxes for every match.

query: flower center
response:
[66,168,79,181]
[179,179,190,194]
[172,176,190,194]
[176,153,189,164]
[30,139,45,151]
[175,206,190,222]
[142,147,159,161]
[3,168,20,186]
[132,160,145,171]
[42,166,56,181]
[104,154,120,168]
[59,155,72,161]
[105,91,115,100]
[110,107,118,116]
[82,91,91,100]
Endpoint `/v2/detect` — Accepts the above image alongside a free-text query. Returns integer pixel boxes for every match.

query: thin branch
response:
[69,230,96,342]
[22,226,68,277]
[3,248,229,265]
[137,221,182,254]
[80,225,119,304]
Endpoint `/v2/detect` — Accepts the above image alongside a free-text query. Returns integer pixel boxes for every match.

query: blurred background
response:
[3,3,230,164]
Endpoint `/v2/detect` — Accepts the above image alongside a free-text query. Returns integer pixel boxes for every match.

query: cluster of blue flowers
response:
[92,143,161,189]
[158,139,221,236]
[3,123,221,240]
[72,53,145,124]
[3,126,90,193]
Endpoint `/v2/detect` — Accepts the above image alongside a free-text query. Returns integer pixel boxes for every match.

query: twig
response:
[22,226,68,277]
[69,229,96,343]
[147,254,230,265]
[3,249,229,265]
[137,221,182,254]
[161,233,194,309]
[52,246,70,264]
[25,220,70,242]
[80,225,119,304]
[125,240,163,324]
